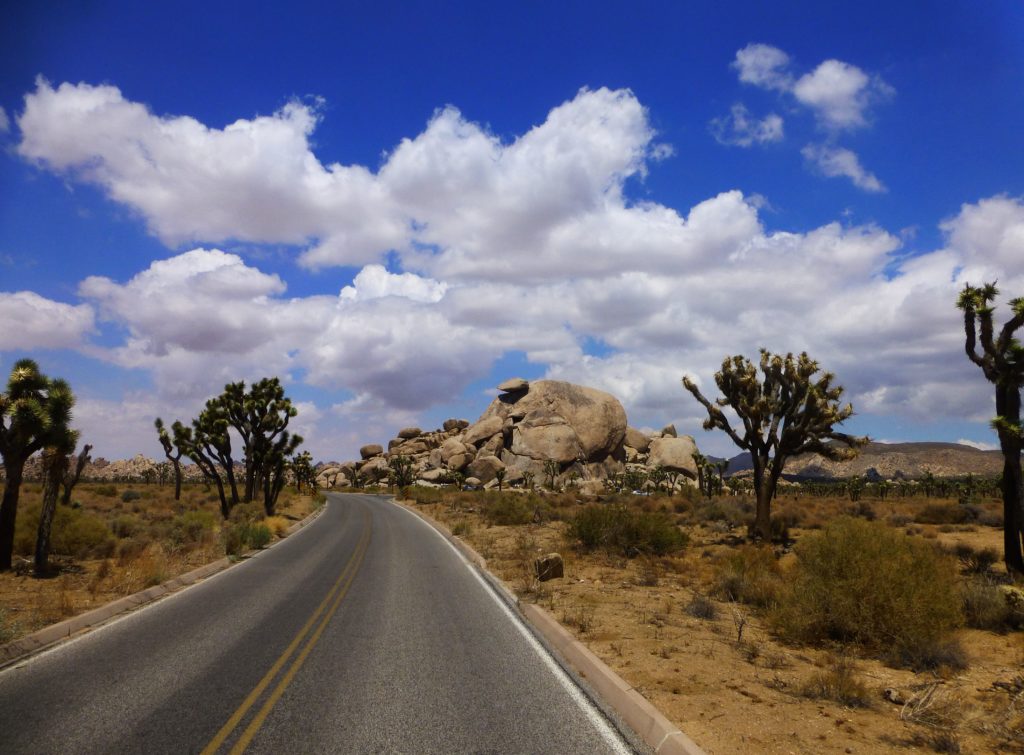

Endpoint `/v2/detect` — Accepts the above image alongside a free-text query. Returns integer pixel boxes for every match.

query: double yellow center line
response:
[202,510,372,754]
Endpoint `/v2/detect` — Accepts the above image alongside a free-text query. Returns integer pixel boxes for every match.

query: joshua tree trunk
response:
[0,455,27,571]
[995,384,1024,574]
[35,449,68,575]
[60,444,92,508]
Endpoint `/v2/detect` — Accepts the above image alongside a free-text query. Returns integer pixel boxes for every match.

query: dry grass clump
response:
[798,654,873,708]
[772,517,964,669]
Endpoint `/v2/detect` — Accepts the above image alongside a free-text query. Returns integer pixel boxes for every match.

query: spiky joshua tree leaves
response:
[684,350,867,542]
[957,282,1024,574]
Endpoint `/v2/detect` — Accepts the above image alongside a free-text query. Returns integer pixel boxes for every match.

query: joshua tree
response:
[292,451,316,493]
[155,418,183,500]
[957,282,1024,574]
[388,455,415,490]
[60,443,92,508]
[162,377,303,518]
[684,350,867,542]
[0,360,77,571]
[691,451,707,496]
[494,468,506,491]
[36,438,88,575]
[543,460,560,491]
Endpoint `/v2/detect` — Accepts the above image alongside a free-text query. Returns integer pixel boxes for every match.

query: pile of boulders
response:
[316,378,701,493]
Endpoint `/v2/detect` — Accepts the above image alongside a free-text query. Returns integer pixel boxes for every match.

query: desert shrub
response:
[51,507,116,559]
[116,536,150,565]
[846,500,877,521]
[110,515,139,539]
[405,486,443,505]
[685,593,718,621]
[170,510,217,545]
[712,545,784,607]
[264,516,290,537]
[695,498,751,528]
[568,504,688,557]
[120,489,142,503]
[228,502,263,524]
[799,655,873,708]
[481,493,536,526]
[94,484,118,498]
[772,518,963,667]
[224,521,272,556]
[915,503,979,525]
[745,514,793,544]
[951,543,1000,574]
[961,576,1023,631]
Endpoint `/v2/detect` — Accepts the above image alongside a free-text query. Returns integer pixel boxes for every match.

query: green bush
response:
[482,493,537,526]
[170,510,217,545]
[772,518,963,667]
[14,502,115,559]
[121,490,142,503]
[111,515,139,539]
[712,545,784,607]
[94,484,118,498]
[224,520,273,556]
[568,504,688,557]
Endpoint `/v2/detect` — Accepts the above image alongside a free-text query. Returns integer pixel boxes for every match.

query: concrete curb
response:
[395,499,706,755]
[0,500,326,669]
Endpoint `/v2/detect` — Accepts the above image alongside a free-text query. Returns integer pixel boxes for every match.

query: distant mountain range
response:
[715,441,1004,481]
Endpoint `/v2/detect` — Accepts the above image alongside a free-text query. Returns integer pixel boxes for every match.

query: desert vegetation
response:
[397,467,1023,752]
[0,479,322,643]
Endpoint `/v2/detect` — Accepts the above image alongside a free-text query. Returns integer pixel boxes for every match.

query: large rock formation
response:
[314,378,700,493]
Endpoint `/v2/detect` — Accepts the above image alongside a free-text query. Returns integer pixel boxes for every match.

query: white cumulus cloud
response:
[793,59,893,131]
[732,43,793,91]
[802,143,885,192]
[0,291,95,350]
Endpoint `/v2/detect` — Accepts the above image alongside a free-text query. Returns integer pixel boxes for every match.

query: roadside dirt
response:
[413,494,1024,754]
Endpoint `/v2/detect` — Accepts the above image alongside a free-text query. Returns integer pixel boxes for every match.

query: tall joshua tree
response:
[957,282,1024,574]
[684,350,867,541]
[0,360,76,570]
[155,418,183,500]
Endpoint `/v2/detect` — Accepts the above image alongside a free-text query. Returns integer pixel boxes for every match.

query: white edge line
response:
[388,498,632,755]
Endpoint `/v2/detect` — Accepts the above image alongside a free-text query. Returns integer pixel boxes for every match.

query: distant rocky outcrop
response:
[318,378,700,493]
[725,441,1005,481]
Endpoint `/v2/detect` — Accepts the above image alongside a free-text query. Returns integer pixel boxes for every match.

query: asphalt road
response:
[0,493,635,754]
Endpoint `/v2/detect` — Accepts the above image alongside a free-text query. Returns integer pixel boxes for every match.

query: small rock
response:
[883,688,906,705]
[535,553,564,582]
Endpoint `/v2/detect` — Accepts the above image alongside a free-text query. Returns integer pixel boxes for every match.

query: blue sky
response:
[1,1,1022,461]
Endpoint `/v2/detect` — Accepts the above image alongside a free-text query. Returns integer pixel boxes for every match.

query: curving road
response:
[0,493,636,754]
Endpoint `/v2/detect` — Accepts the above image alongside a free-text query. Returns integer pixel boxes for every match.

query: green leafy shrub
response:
[224,520,273,556]
[170,510,217,545]
[482,493,537,526]
[568,504,688,557]
[712,545,784,607]
[94,484,118,498]
[14,502,115,559]
[121,490,142,503]
[772,518,963,668]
